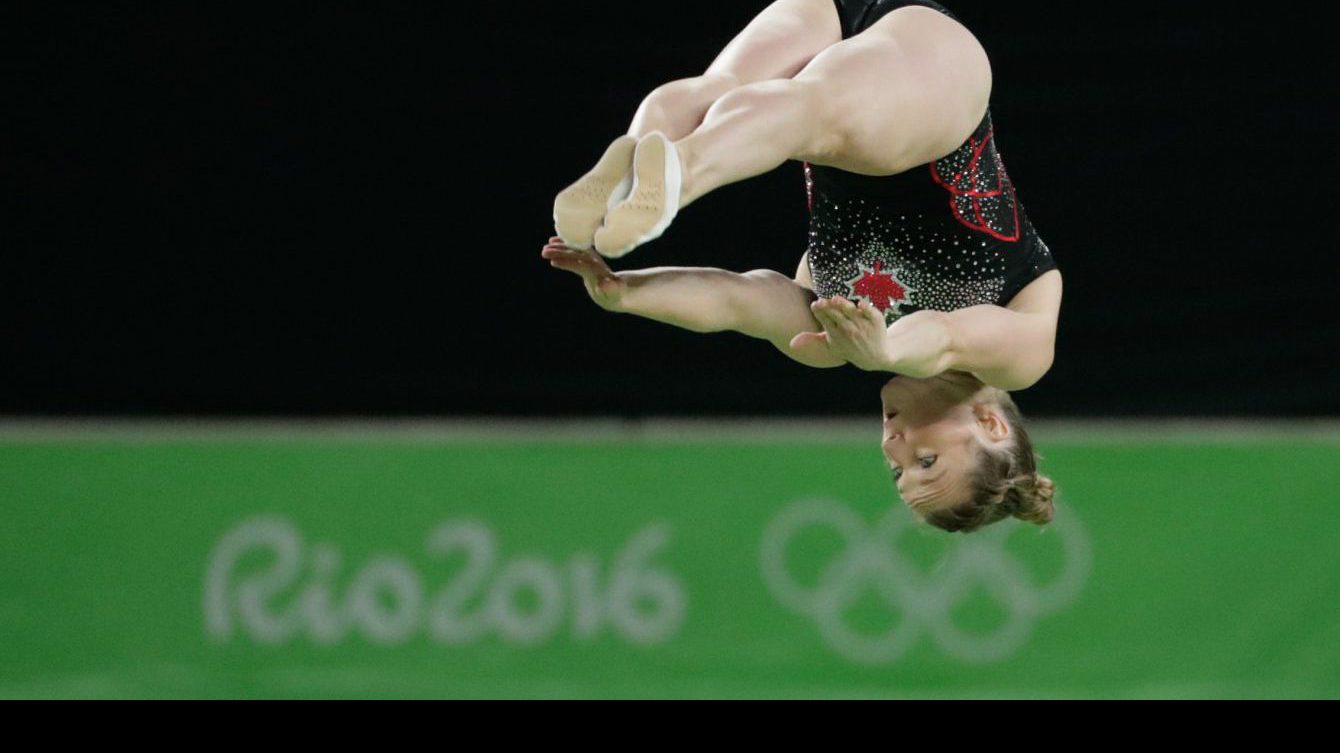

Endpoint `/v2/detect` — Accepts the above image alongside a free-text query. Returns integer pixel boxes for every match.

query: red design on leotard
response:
[929,129,1021,242]
[849,259,910,313]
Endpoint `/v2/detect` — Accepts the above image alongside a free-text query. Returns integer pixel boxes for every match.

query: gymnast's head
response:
[880,372,1055,534]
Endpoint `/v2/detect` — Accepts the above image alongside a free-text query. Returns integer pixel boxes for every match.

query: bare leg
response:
[558,0,841,253]
[594,5,990,259]
[626,73,742,141]
[679,7,993,207]
[594,78,839,257]
[626,0,841,140]
[674,78,837,208]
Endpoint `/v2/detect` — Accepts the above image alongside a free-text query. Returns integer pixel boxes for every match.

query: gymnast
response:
[543,0,1062,533]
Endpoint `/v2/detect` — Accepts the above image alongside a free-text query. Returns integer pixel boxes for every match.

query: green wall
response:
[2,427,1337,698]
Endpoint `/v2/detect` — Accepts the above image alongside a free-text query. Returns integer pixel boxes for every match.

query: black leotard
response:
[805,0,1057,323]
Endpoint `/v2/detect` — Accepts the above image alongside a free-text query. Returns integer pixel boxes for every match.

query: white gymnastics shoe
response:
[552,135,638,251]
[592,130,682,259]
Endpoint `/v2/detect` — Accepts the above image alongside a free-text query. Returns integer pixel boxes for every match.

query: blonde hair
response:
[921,389,1056,534]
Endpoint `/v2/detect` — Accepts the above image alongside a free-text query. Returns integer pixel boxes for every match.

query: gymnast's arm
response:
[879,306,1057,390]
[814,269,1061,389]
[628,267,849,369]
[909,270,1062,390]
[541,239,846,369]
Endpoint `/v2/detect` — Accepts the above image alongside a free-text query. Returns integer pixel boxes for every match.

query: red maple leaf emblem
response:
[849,260,910,313]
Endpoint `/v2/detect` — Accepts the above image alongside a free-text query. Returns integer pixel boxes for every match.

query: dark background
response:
[4,1,1336,417]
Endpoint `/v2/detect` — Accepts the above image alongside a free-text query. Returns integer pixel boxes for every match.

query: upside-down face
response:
[879,372,1011,518]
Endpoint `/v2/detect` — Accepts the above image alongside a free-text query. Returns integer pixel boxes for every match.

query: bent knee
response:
[644,73,742,112]
[709,79,844,160]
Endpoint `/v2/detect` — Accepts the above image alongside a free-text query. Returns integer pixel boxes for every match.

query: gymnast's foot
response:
[552,134,638,251]
[593,131,683,259]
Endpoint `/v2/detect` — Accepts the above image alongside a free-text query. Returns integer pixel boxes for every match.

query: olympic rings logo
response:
[760,498,1091,665]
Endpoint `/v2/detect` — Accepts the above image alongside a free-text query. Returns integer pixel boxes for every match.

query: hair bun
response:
[1012,473,1056,525]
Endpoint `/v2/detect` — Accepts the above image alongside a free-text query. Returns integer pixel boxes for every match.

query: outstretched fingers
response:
[543,239,600,274]
[816,296,883,327]
[542,237,577,257]
[542,243,580,269]
[830,296,864,319]
[811,296,857,334]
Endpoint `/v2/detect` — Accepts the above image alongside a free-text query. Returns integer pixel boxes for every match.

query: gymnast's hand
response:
[792,296,895,372]
[542,237,627,312]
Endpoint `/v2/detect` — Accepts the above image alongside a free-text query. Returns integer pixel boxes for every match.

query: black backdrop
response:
[5,1,1336,417]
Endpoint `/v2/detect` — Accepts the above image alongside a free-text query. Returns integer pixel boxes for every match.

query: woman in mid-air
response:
[543,0,1063,533]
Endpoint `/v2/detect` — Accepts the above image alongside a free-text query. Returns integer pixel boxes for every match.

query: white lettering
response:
[203,516,685,647]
